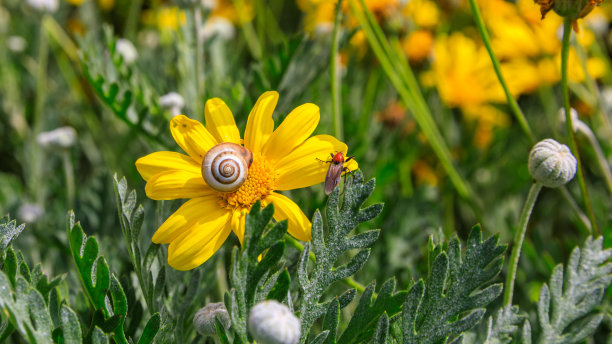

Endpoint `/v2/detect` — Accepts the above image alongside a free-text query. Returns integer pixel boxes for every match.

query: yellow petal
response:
[170,115,218,162]
[135,151,201,182]
[275,135,356,190]
[268,192,312,241]
[167,210,232,270]
[152,195,219,244]
[262,103,320,163]
[145,169,214,200]
[204,98,241,144]
[231,209,247,245]
[244,91,278,154]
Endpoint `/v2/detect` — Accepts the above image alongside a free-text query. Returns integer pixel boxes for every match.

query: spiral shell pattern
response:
[202,143,253,192]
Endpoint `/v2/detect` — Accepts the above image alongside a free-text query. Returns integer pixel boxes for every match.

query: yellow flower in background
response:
[403,30,434,62]
[402,0,440,29]
[211,0,254,24]
[136,91,358,270]
[142,6,186,32]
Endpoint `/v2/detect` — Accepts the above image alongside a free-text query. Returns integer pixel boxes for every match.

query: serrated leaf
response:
[536,236,612,344]
[401,224,506,344]
[226,202,289,342]
[298,172,382,341]
[373,313,390,344]
[338,278,407,344]
[0,216,25,256]
[0,272,53,343]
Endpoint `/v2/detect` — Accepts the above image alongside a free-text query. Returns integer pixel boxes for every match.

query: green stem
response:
[561,18,598,235]
[504,182,542,306]
[330,0,344,141]
[284,235,366,293]
[62,150,75,210]
[234,0,262,60]
[468,0,535,143]
[31,18,49,205]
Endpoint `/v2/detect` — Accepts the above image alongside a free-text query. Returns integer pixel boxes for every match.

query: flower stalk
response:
[468,0,535,143]
[561,18,599,235]
[504,182,541,305]
[330,0,344,141]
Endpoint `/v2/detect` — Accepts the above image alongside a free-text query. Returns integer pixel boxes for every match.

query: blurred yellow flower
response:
[403,30,434,62]
[402,0,440,29]
[136,92,358,270]
[142,7,186,32]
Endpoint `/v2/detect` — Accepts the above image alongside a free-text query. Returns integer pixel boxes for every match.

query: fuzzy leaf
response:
[402,225,506,344]
[226,202,289,342]
[0,271,53,343]
[338,278,407,344]
[0,216,25,257]
[298,172,383,341]
[373,313,390,344]
[536,236,612,344]
[137,313,161,344]
[60,304,83,344]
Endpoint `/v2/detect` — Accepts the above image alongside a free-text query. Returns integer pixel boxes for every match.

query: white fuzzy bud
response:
[248,300,300,344]
[528,139,577,188]
[200,17,235,42]
[18,203,44,223]
[37,126,77,149]
[7,36,27,52]
[193,302,231,336]
[159,92,185,117]
[116,39,138,65]
[26,0,59,12]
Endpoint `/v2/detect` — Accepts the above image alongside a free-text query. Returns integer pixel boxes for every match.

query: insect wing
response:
[324,163,343,195]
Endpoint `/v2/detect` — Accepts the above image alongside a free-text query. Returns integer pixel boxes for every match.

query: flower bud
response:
[193,302,231,336]
[26,0,59,13]
[535,0,603,20]
[37,126,77,149]
[528,139,577,188]
[159,92,185,117]
[248,300,300,344]
[116,39,138,65]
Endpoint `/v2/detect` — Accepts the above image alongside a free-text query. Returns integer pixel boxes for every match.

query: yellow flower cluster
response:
[297,0,608,149]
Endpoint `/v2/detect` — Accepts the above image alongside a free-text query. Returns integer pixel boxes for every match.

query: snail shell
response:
[202,142,253,192]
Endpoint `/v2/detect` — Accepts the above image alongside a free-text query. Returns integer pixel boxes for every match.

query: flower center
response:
[217,154,276,211]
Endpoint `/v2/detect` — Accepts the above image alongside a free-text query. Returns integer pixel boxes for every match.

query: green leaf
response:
[266,269,291,302]
[60,304,83,344]
[401,225,506,344]
[536,236,612,344]
[476,306,529,344]
[373,313,390,344]
[226,202,289,342]
[0,216,25,257]
[137,313,161,344]
[66,211,129,344]
[322,299,340,344]
[338,278,407,344]
[298,172,382,340]
[0,271,53,343]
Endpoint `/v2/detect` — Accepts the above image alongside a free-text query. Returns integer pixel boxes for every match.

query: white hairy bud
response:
[116,39,138,64]
[193,302,231,336]
[159,92,185,117]
[37,126,77,149]
[26,0,59,12]
[248,300,300,344]
[528,138,577,188]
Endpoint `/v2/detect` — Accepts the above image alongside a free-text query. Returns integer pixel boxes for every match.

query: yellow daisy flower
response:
[136,91,358,270]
